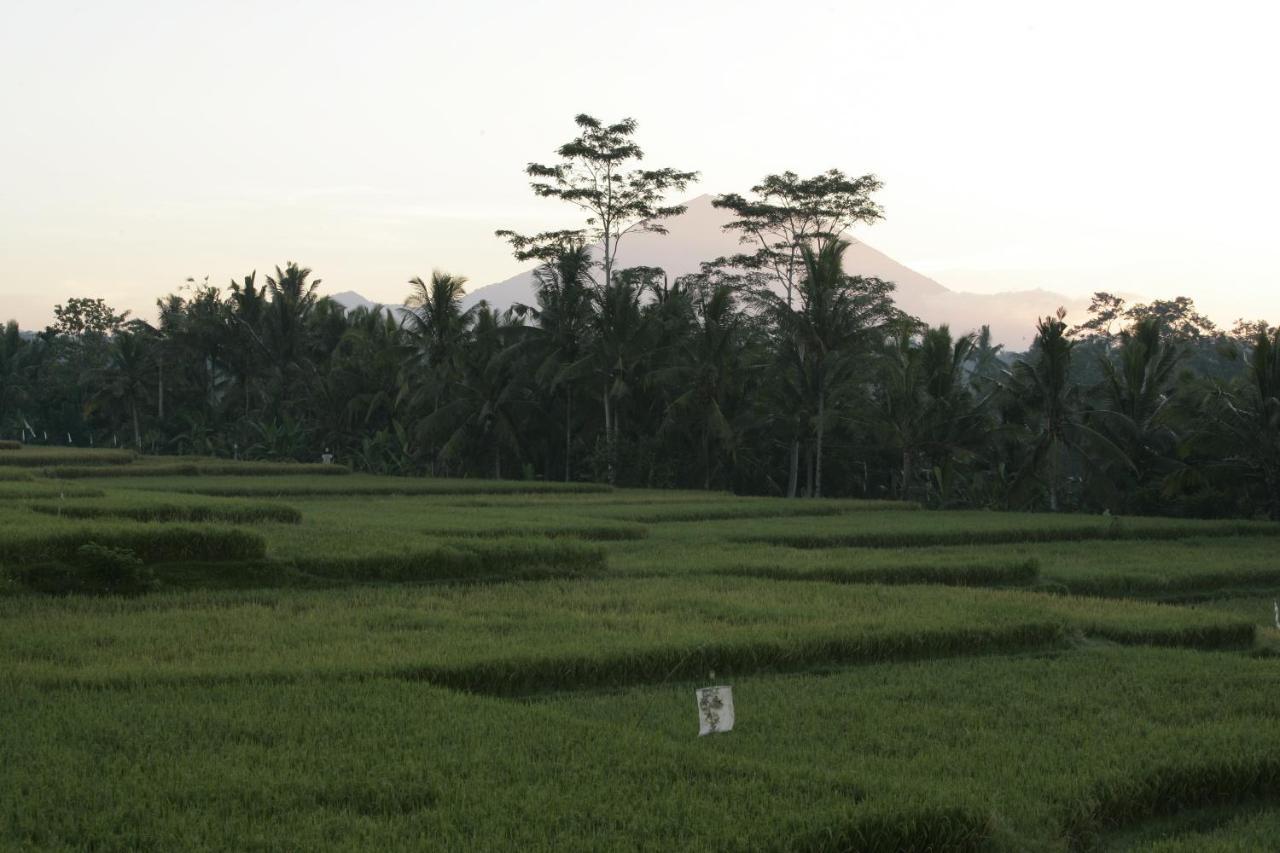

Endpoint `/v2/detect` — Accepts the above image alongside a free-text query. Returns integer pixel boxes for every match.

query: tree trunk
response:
[901,449,914,501]
[131,400,141,451]
[1048,443,1060,512]
[564,389,573,482]
[493,444,501,480]
[703,430,711,491]
[157,357,164,421]
[804,445,815,498]
[814,390,825,499]
[787,441,799,498]
[602,384,615,485]
[1264,466,1279,521]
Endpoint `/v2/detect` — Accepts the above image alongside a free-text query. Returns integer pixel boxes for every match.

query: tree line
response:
[2,114,1277,518]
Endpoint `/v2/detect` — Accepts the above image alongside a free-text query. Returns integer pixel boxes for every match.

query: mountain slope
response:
[461,194,1081,347]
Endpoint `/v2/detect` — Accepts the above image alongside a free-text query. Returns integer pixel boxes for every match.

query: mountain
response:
[460,195,1082,347]
[332,195,1085,348]
[328,290,385,313]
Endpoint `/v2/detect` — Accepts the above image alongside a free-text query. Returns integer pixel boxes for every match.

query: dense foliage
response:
[2,115,1276,518]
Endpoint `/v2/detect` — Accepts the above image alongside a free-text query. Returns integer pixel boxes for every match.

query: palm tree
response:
[591,272,648,485]
[92,330,152,449]
[1007,310,1127,510]
[227,271,268,417]
[264,262,321,367]
[423,305,526,479]
[759,238,895,497]
[1200,330,1280,518]
[402,271,474,473]
[403,272,472,373]
[0,321,33,439]
[656,284,752,489]
[878,325,985,500]
[1094,317,1184,503]
[514,245,595,481]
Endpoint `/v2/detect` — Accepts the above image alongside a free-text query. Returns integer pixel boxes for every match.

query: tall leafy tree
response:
[712,170,884,309]
[496,114,698,288]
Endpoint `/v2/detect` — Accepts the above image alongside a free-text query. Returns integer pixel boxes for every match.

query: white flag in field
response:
[696,686,734,736]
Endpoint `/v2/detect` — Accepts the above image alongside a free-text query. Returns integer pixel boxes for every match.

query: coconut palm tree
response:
[264,262,321,368]
[591,271,648,485]
[878,325,987,501]
[759,238,895,497]
[513,244,595,481]
[656,284,754,489]
[402,271,474,473]
[1007,310,1128,510]
[423,305,526,479]
[91,330,152,449]
[1198,330,1280,518]
[1094,317,1185,504]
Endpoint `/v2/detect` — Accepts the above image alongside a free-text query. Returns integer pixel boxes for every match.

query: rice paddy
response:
[3,448,1280,850]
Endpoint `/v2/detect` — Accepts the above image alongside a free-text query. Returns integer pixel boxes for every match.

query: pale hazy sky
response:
[2,0,1277,329]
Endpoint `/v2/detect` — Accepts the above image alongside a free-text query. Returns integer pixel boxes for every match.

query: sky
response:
[2,0,1278,330]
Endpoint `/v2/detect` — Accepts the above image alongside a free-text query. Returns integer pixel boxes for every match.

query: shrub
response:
[0,440,21,450]
[0,449,135,467]
[0,525,267,565]
[27,501,302,525]
[43,462,353,478]
[293,537,606,583]
[14,543,157,596]
[713,558,1039,588]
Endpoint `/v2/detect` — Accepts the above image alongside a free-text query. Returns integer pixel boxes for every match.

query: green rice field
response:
[3,445,1280,850]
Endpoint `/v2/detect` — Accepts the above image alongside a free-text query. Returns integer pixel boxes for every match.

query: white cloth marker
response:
[696,685,734,736]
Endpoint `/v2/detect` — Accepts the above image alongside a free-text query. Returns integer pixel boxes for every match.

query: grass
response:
[0,578,1252,689]
[1115,806,1280,851]
[4,471,1280,849]
[6,646,1278,851]
[102,473,615,496]
[26,495,303,525]
[0,447,135,467]
[43,460,354,478]
[543,647,1280,851]
[730,510,1280,548]
[0,678,974,852]
[0,516,266,566]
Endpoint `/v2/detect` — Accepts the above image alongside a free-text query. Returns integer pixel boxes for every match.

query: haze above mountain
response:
[335,194,1090,348]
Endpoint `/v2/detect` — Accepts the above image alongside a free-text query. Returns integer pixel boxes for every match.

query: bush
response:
[14,543,157,595]
[0,440,21,450]
[293,537,606,583]
[0,449,135,467]
[27,501,302,525]
[0,525,267,565]
[44,462,353,478]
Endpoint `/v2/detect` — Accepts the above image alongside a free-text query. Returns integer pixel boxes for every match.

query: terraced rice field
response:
[2,445,1279,850]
